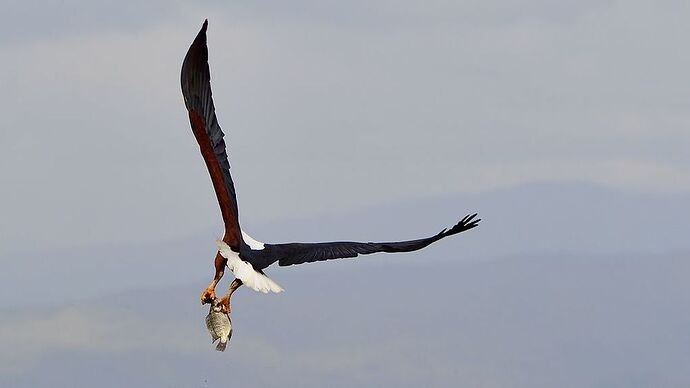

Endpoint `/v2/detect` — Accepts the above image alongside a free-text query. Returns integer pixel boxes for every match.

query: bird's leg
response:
[217,278,243,314]
[201,251,228,304]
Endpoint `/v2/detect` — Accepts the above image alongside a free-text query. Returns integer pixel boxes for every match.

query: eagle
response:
[181,20,480,315]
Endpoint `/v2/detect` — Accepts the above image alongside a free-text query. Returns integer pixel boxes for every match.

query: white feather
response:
[241,231,265,250]
[216,240,283,293]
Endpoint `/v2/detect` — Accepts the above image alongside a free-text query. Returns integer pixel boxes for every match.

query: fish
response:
[205,299,232,351]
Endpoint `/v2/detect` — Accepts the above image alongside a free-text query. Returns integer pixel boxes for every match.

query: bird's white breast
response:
[217,240,283,293]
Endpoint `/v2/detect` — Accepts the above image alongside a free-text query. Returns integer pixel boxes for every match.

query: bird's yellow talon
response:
[217,295,231,314]
[201,288,216,304]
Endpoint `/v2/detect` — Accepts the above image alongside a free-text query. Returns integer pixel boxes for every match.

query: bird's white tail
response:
[216,240,284,293]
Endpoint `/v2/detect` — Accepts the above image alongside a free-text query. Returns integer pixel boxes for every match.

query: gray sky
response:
[2,0,690,253]
[1,1,690,386]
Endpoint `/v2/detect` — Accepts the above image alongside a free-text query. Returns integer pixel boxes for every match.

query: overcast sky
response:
[2,0,689,254]
[2,1,690,386]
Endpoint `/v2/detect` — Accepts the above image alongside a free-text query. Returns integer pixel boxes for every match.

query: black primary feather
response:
[246,214,480,267]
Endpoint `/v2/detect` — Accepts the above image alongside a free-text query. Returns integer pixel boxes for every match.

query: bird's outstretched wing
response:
[181,20,242,250]
[266,214,480,266]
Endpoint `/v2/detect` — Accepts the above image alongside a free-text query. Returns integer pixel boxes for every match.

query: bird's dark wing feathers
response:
[181,20,242,250]
[266,214,480,267]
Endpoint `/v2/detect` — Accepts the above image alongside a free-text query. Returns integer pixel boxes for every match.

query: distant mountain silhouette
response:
[3,251,689,388]
[3,182,688,305]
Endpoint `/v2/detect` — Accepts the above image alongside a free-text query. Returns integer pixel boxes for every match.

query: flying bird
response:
[181,20,480,314]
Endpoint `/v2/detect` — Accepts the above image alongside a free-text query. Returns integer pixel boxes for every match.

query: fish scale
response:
[205,299,232,351]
